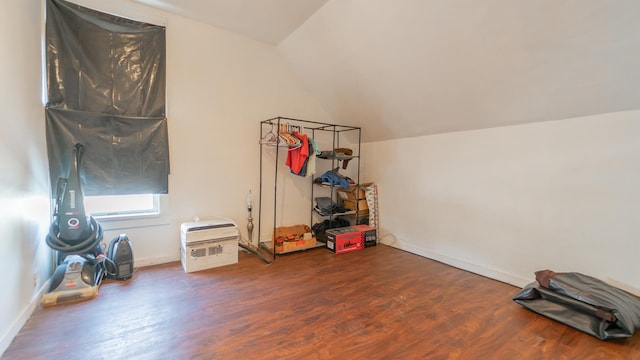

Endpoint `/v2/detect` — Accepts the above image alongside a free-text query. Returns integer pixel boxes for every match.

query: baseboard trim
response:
[390,240,640,297]
[1,254,179,356]
[135,255,179,268]
[391,240,531,289]
[0,254,179,357]
[0,281,49,358]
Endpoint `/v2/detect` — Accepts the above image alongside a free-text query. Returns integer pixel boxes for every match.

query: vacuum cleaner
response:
[107,234,134,280]
[42,143,133,306]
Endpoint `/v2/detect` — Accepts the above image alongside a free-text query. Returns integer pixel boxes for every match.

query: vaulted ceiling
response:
[133,0,640,142]
[131,0,328,44]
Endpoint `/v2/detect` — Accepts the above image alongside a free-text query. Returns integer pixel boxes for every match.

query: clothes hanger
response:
[279,123,304,150]
[279,124,299,146]
[259,123,279,146]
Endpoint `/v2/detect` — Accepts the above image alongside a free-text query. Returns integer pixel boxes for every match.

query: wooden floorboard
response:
[3,245,640,359]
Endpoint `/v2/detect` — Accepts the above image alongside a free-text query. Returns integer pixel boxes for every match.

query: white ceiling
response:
[130,0,640,142]
[130,0,328,44]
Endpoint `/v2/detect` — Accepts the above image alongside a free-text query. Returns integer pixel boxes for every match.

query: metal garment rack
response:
[258,116,362,260]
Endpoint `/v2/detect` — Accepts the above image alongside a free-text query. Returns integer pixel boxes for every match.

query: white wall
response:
[280,0,640,142]
[0,0,52,355]
[1,0,329,354]
[66,0,330,265]
[362,110,640,295]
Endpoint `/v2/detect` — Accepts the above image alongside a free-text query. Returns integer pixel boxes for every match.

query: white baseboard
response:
[0,254,178,357]
[391,240,532,289]
[135,255,179,268]
[0,281,50,358]
[390,240,640,297]
[0,253,178,357]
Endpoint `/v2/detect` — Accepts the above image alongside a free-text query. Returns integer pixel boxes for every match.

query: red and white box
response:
[325,227,364,254]
[350,224,377,247]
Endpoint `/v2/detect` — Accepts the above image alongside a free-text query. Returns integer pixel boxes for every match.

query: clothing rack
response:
[257,116,362,259]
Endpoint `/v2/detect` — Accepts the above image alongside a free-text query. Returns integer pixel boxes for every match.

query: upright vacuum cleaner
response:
[42,144,120,306]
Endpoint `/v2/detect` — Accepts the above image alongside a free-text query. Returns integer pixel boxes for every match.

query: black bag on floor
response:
[513,270,640,340]
[312,218,350,243]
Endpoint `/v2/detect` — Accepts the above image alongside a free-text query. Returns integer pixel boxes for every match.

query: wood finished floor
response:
[4,245,640,360]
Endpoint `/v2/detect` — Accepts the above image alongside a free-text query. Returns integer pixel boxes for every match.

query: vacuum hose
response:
[46,215,103,254]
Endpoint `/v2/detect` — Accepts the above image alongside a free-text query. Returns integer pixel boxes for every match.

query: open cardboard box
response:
[343,199,368,211]
[336,182,373,201]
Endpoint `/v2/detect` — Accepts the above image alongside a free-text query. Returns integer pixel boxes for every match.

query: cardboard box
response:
[325,227,364,254]
[273,224,311,242]
[351,224,377,247]
[337,183,373,201]
[343,199,368,212]
[273,225,315,253]
[276,237,317,253]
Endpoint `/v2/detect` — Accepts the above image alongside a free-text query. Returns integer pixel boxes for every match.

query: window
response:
[45,0,169,197]
[84,194,159,219]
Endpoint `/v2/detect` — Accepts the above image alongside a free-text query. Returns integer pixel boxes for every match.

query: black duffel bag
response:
[312,218,350,243]
[513,270,640,340]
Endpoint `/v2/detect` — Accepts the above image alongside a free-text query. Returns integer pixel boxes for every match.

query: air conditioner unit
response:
[180,217,239,273]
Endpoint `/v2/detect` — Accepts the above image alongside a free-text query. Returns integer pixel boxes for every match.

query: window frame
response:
[84,193,161,221]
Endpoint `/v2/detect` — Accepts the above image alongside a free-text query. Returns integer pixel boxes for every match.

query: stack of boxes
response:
[326,184,377,254]
[337,183,372,221]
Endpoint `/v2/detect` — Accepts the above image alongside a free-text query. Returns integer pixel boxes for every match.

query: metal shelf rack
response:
[257,116,362,259]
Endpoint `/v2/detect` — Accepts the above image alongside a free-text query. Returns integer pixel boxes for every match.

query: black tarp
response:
[45,0,168,195]
[513,270,640,340]
[46,108,168,195]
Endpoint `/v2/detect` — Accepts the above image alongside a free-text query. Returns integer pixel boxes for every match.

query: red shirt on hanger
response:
[285,132,309,174]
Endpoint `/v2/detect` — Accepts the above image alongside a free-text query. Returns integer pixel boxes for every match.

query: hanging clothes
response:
[285,131,309,175]
[304,138,320,177]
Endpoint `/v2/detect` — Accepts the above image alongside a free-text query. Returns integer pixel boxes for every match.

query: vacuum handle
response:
[56,142,91,242]
[53,177,67,217]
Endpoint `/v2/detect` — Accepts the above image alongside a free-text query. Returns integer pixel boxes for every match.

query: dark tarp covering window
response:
[46,108,168,195]
[45,0,168,195]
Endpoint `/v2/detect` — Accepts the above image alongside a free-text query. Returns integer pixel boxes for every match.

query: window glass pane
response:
[84,194,158,216]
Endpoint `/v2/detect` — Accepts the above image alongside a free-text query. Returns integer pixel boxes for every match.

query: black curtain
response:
[45,0,169,195]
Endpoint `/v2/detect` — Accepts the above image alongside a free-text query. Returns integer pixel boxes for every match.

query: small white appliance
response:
[180,217,239,273]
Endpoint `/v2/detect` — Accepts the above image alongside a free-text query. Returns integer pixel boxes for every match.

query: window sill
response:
[94,211,160,222]
[95,212,170,231]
